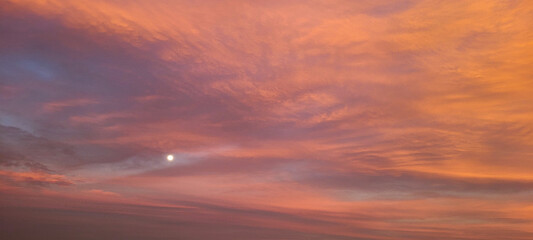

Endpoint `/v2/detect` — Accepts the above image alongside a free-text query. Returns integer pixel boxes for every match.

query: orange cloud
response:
[0,170,73,187]
[1,0,532,239]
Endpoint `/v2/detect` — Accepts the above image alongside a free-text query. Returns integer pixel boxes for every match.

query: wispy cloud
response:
[1,0,533,239]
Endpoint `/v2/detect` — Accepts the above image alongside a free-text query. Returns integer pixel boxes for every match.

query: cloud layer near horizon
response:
[1,1,533,239]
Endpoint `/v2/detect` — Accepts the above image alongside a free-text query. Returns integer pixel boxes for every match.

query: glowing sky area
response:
[1,1,532,239]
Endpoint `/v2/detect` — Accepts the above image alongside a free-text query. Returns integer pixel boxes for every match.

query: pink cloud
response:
[1,0,532,239]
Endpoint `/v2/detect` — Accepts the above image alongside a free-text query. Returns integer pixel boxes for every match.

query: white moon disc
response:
[166,154,174,161]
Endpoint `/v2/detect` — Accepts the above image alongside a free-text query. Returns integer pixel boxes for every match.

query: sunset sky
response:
[1,0,533,239]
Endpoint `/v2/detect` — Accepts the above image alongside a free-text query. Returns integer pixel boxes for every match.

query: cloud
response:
[85,189,120,197]
[0,170,73,187]
[1,0,533,239]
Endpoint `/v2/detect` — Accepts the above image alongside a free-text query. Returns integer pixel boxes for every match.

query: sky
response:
[1,0,532,239]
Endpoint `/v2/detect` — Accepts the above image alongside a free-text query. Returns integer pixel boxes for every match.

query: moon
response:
[166,154,174,161]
